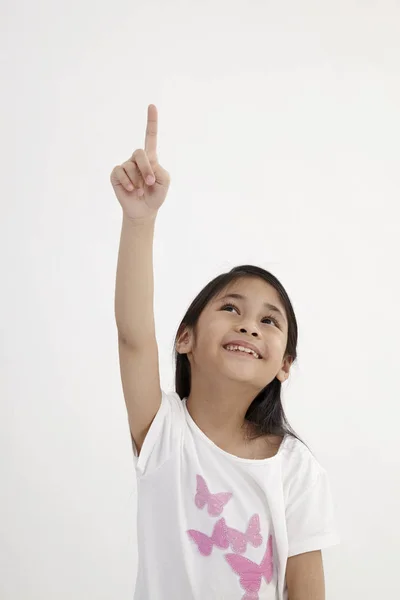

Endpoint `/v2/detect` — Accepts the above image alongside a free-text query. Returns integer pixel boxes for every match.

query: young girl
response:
[110,105,340,600]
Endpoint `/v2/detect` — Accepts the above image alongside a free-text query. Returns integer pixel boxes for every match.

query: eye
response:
[220,303,239,315]
[220,303,281,328]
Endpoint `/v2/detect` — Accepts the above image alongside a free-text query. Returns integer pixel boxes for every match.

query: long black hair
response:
[172,265,306,447]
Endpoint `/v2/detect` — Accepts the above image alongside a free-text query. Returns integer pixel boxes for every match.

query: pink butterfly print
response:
[226,514,263,554]
[225,534,274,600]
[194,475,232,516]
[187,518,229,556]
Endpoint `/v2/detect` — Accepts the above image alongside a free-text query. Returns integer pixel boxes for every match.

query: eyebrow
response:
[217,293,287,325]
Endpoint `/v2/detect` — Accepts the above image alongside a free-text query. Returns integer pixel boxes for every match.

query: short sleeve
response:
[131,389,185,477]
[285,467,340,557]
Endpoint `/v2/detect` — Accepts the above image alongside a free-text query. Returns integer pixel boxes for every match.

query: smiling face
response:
[176,277,293,392]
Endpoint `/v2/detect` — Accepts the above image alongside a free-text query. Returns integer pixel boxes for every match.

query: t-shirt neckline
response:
[182,397,288,465]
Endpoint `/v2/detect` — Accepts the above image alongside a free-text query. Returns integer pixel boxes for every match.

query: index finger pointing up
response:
[145,104,158,159]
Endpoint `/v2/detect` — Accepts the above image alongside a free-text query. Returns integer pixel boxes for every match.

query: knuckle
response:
[123,160,137,173]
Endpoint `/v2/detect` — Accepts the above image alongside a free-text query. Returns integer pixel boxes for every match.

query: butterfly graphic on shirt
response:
[187,514,263,556]
[194,474,232,516]
[187,518,229,556]
[225,534,274,600]
[225,514,263,554]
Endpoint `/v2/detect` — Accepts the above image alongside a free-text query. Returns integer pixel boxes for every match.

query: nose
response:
[239,327,259,338]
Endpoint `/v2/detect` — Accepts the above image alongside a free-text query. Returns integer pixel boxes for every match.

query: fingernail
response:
[146,175,155,185]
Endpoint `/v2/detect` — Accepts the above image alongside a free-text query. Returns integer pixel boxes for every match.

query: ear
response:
[176,326,194,355]
[276,355,294,383]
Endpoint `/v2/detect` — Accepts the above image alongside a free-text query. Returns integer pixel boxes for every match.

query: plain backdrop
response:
[1,1,399,598]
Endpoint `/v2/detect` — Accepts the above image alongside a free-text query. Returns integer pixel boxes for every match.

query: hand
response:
[110,104,171,221]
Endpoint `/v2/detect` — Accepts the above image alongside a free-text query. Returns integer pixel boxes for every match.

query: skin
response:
[176,275,293,455]
[286,551,325,600]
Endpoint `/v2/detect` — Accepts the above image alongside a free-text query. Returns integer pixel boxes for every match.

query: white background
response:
[1,1,399,598]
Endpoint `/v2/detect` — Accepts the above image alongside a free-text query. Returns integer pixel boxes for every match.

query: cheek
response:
[194,322,226,359]
[264,334,286,360]
[199,316,225,338]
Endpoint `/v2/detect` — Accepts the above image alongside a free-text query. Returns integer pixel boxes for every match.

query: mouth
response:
[222,345,263,360]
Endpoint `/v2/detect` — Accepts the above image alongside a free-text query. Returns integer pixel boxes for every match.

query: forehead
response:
[215,277,281,303]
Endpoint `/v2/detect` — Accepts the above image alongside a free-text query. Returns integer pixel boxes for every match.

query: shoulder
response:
[161,388,185,414]
[156,388,187,429]
[140,388,186,447]
[133,389,186,474]
[280,435,327,506]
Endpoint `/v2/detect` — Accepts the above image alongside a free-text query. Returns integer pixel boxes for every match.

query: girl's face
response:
[176,277,293,391]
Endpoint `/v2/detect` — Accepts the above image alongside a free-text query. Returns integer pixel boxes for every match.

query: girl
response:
[110,105,340,600]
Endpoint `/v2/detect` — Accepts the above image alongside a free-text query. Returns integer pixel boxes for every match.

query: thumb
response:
[153,162,171,187]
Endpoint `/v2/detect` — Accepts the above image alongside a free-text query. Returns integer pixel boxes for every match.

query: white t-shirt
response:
[131,390,340,600]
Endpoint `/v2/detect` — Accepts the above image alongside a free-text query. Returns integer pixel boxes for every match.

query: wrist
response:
[122,213,157,228]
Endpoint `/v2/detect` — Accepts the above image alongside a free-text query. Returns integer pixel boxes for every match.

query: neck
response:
[185,372,259,442]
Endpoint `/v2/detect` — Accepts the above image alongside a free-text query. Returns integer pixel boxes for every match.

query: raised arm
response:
[110,104,171,451]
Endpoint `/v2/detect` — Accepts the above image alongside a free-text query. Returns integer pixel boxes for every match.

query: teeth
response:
[225,345,260,359]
